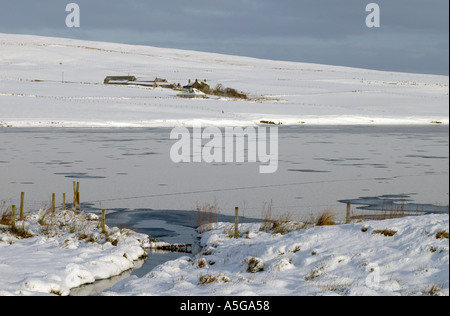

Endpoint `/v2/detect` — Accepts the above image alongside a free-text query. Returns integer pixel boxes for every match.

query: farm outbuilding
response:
[183,79,210,94]
[104,76,137,84]
[177,88,207,99]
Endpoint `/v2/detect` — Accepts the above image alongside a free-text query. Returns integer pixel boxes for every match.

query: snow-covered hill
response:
[1,33,448,127]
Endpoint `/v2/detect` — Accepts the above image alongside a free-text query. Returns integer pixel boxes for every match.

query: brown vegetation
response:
[212,84,248,99]
[315,210,336,226]
[196,201,219,233]
[372,229,397,237]
[436,230,449,239]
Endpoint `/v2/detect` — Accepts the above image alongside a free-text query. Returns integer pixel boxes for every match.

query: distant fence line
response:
[4,173,446,214]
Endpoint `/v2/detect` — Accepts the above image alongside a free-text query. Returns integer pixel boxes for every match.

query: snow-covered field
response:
[1,33,448,127]
[1,209,448,296]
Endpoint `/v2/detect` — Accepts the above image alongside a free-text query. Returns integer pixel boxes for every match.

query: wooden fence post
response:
[346,202,351,224]
[101,210,106,234]
[234,207,239,238]
[52,193,56,214]
[73,181,77,211]
[62,193,66,211]
[20,192,25,220]
[72,181,80,212]
[11,205,16,230]
[76,182,80,211]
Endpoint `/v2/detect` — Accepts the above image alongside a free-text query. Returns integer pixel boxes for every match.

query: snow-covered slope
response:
[1,33,448,127]
[0,209,150,296]
[107,214,449,296]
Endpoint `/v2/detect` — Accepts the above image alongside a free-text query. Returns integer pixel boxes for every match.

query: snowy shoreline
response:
[1,208,448,296]
[1,117,448,129]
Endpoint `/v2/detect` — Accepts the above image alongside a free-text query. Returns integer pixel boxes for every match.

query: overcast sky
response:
[1,0,448,75]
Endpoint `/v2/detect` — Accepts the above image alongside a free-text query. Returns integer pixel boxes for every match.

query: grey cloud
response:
[0,0,448,75]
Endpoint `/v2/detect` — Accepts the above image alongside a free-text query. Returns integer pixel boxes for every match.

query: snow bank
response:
[0,209,149,296]
[105,214,449,296]
[1,210,448,296]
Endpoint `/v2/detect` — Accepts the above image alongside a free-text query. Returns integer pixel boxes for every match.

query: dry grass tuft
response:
[260,204,339,235]
[247,257,265,273]
[315,210,336,226]
[305,264,325,281]
[196,258,208,268]
[198,273,230,285]
[436,230,449,239]
[424,284,444,296]
[196,201,219,233]
[0,201,12,225]
[0,203,33,239]
[372,229,397,237]
[0,210,12,226]
[10,224,33,239]
[260,201,307,235]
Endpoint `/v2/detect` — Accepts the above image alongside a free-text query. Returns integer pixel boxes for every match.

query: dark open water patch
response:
[94,208,262,280]
[288,169,330,173]
[405,155,448,159]
[337,163,387,168]
[314,158,346,162]
[121,152,159,156]
[340,194,449,214]
[54,173,106,179]
[105,208,262,232]
[46,160,72,166]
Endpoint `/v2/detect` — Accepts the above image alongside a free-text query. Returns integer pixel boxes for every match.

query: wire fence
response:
[3,173,441,215]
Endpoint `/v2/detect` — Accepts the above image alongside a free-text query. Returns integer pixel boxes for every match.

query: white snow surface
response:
[0,209,149,296]
[1,33,448,127]
[104,214,449,296]
[1,209,448,296]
